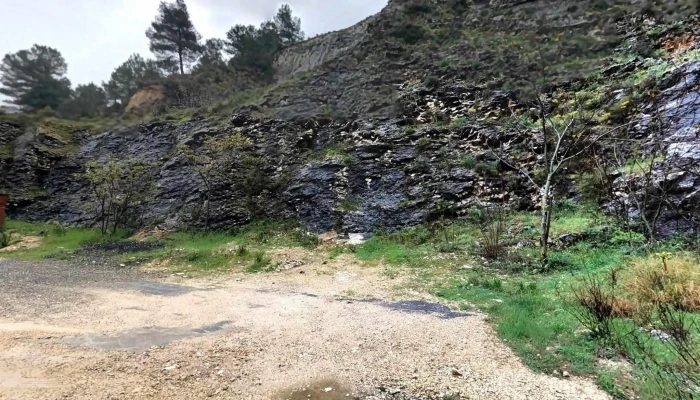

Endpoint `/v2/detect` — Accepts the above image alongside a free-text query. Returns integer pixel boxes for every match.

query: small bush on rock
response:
[79,155,155,235]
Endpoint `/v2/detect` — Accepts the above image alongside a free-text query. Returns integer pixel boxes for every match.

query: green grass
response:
[2,220,109,259]
[598,370,629,399]
[308,144,352,163]
[435,269,605,375]
[1,218,319,274]
[118,220,319,274]
[349,207,679,397]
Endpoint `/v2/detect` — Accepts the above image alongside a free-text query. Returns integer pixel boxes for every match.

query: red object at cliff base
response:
[0,194,7,228]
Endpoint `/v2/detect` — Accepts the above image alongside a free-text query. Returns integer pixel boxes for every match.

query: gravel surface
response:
[0,253,609,400]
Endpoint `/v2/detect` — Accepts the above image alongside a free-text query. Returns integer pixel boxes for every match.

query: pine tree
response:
[223,4,304,77]
[103,54,162,106]
[58,83,107,119]
[146,0,202,75]
[274,4,304,45]
[0,45,72,110]
[224,22,280,77]
[198,39,225,67]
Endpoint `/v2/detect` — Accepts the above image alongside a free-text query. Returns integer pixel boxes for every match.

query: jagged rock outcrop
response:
[273,16,373,80]
[5,52,700,236]
[1,111,534,233]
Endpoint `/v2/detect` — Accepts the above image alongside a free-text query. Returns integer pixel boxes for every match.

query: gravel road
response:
[0,253,609,400]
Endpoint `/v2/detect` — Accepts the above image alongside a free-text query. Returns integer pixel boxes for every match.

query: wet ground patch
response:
[59,320,235,351]
[128,281,198,297]
[274,379,357,400]
[355,299,472,319]
[80,241,164,254]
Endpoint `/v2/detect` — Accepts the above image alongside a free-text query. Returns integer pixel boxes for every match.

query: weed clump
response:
[247,251,272,273]
[625,254,700,313]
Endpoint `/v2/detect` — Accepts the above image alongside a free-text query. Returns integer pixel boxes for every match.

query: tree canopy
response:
[0,2,306,119]
[103,54,162,106]
[0,45,72,110]
[146,0,202,75]
[58,83,107,119]
[274,4,305,45]
[198,39,226,68]
[224,4,304,78]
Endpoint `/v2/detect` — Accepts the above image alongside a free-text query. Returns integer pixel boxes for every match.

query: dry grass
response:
[624,254,700,313]
[663,34,696,56]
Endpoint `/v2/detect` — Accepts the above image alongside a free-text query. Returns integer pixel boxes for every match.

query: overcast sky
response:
[1,0,387,87]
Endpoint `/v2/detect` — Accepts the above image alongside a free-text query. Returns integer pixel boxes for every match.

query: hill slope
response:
[256,0,698,119]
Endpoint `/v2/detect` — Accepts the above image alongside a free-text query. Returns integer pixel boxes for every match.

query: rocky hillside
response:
[2,3,700,236]
[260,0,699,119]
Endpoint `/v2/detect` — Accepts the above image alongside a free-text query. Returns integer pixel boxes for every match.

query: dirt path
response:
[0,253,609,400]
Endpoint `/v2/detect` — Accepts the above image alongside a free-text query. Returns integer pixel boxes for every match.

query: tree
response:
[19,77,71,110]
[80,156,155,235]
[103,54,162,106]
[58,83,107,119]
[197,39,225,68]
[0,45,72,110]
[223,4,304,77]
[491,72,615,267]
[146,0,202,75]
[224,22,279,77]
[273,4,304,45]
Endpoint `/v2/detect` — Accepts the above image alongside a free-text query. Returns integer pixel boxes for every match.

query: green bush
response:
[391,23,426,45]
[450,116,468,127]
[609,230,646,246]
[0,229,13,248]
[474,161,500,177]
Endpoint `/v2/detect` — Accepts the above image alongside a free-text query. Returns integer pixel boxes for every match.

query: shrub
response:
[450,116,467,127]
[79,155,155,235]
[416,137,431,149]
[566,270,630,339]
[474,161,500,177]
[0,229,13,248]
[460,155,476,169]
[610,230,646,246]
[625,254,700,313]
[479,205,507,259]
[432,220,459,253]
[247,251,272,273]
[291,229,321,249]
[391,23,426,45]
[235,244,249,257]
[47,220,67,237]
[577,171,611,204]
[620,255,700,399]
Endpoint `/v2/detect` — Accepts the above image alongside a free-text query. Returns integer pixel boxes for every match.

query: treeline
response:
[0,0,304,119]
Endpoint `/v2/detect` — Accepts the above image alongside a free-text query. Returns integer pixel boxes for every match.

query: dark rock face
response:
[2,113,533,234]
[605,60,700,236]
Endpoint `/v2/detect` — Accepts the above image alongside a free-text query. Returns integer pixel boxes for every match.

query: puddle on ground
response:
[122,306,147,311]
[80,241,164,253]
[356,299,472,319]
[59,321,234,351]
[274,379,357,400]
[128,281,196,297]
